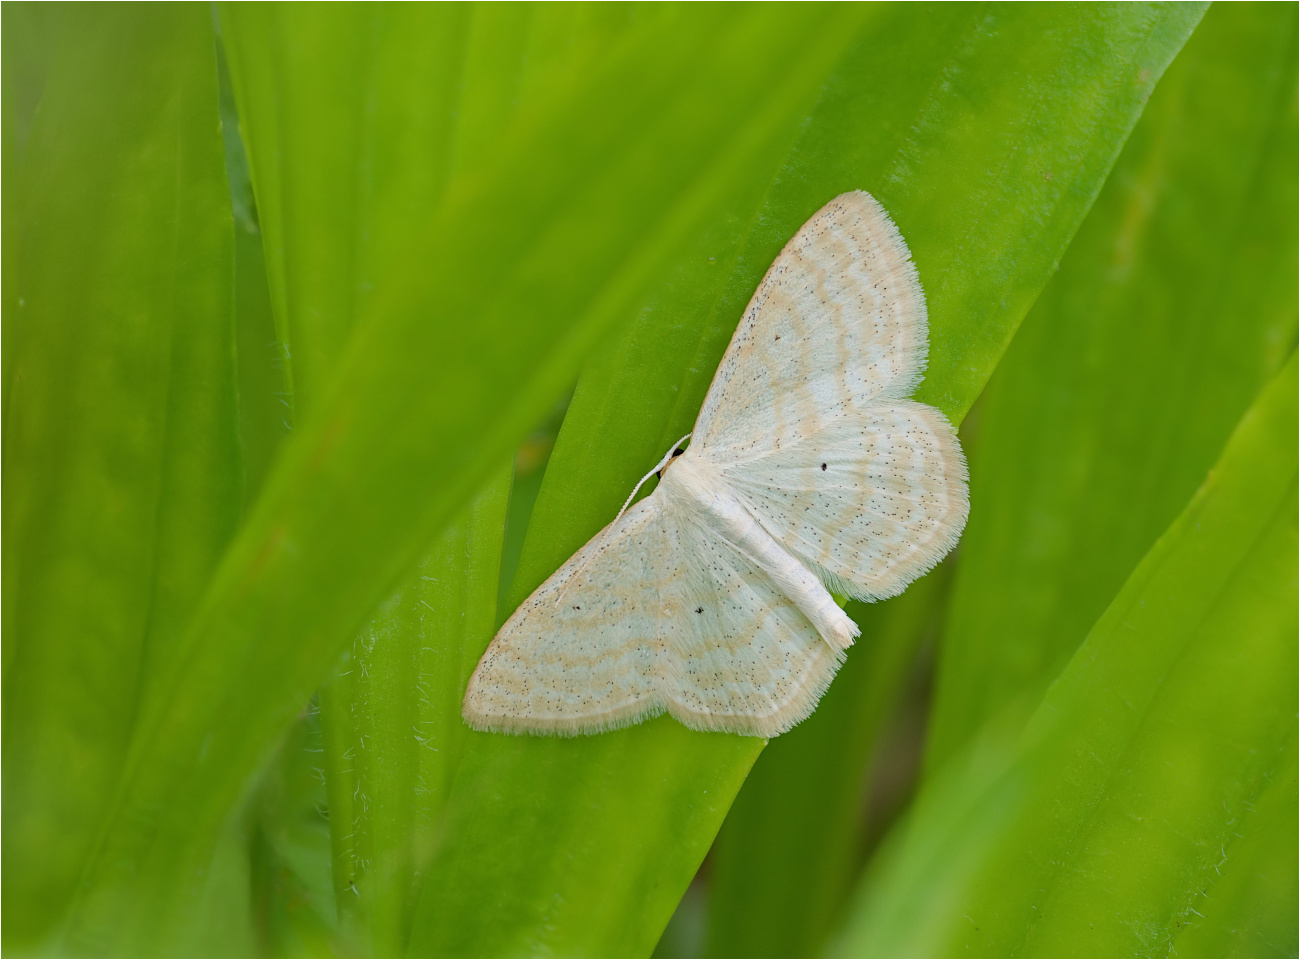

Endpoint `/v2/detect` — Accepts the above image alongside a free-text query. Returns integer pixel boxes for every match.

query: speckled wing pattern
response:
[722,400,967,603]
[463,190,968,737]
[696,189,967,601]
[462,497,840,737]
[692,191,929,462]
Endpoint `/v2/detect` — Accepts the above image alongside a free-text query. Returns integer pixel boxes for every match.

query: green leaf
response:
[836,354,1297,957]
[317,469,511,956]
[410,5,1203,956]
[221,4,648,419]
[215,33,287,511]
[928,1,1300,772]
[1,6,238,951]
[247,708,339,957]
[498,396,570,614]
[220,8,575,951]
[1172,734,1299,958]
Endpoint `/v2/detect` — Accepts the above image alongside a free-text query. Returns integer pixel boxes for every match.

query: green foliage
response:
[837,353,1297,957]
[3,5,238,949]
[4,4,1294,959]
[927,2,1299,768]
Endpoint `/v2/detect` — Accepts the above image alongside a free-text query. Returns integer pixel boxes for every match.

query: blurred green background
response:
[3,3,1295,956]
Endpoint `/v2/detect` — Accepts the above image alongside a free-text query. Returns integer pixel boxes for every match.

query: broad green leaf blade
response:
[222,4,643,417]
[412,5,1203,956]
[836,354,1298,957]
[66,6,885,951]
[247,708,339,957]
[1,6,238,951]
[220,3,465,418]
[1,2,47,416]
[222,8,612,949]
[318,468,510,956]
[215,35,287,512]
[498,396,570,613]
[928,1,1300,772]
[1171,736,1299,958]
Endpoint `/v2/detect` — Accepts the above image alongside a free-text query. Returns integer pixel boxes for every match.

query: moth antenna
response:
[557,432,692,607]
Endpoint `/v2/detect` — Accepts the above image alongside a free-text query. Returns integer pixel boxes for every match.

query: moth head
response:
[656,447,687,480]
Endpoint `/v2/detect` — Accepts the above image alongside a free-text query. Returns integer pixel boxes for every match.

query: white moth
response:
[463,190,969,738]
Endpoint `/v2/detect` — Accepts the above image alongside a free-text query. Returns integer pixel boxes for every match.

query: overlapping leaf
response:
[837,354,1297,957]
[928,1,1299,770]
[2,7,237,951]
[699,8,1295,954]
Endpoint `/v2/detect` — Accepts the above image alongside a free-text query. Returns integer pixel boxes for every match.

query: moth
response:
[464,191,968,737]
